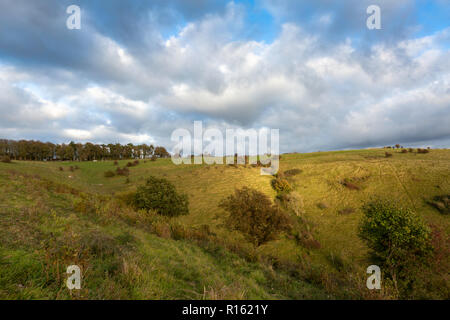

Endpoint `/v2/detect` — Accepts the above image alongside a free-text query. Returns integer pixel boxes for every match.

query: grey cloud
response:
[0,1,449,153]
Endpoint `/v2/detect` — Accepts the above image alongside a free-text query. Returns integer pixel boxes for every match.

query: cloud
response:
[259,0,419,44]
[0,1,449,152]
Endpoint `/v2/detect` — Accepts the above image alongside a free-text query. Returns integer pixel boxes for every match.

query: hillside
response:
[0,148,449,299]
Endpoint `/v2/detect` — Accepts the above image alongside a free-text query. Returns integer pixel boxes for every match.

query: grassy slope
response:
[0,161,325,299]
[0,148,448,299]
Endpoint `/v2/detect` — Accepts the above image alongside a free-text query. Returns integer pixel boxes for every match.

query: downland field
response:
[0,148,448,299]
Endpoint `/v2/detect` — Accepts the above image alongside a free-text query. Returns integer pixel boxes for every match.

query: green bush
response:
[358,200,432,291]
[132,176,189,217]
[219,187,291,246]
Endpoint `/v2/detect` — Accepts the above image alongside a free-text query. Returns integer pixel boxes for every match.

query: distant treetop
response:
[0,138,167,161]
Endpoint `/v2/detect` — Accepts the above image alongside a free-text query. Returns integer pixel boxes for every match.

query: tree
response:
[64,144,75,161]
[359,200,432,292]
[154,146,170,158]
[68,141,77,161]
[122,143,133,159]
[141,144,154,159]
[0,139,169,162]
[219,187,291,246]
[132,176,189,217]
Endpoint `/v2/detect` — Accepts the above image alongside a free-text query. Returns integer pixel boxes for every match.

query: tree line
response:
[0,139,170,161]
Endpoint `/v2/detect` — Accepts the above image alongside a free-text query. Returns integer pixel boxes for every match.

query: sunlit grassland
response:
[0,148,448,299]
[0,169,325,299]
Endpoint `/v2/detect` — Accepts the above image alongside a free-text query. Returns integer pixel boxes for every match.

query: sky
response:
[0,0,449,153]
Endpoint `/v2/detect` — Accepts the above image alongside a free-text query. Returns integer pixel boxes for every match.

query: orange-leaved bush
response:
[219,187,291,246]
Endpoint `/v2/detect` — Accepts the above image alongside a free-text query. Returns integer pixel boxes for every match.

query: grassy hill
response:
[0,148,448,299]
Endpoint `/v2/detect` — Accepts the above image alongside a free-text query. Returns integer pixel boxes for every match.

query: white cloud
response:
[1,3,449,151]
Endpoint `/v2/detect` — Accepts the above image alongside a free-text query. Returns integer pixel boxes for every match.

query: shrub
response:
[271,178,292,194]
[427,195,449,215]
[132,176,189,217]
[151,155,157,161]
[338,207,355,215]
[359,200,432,290]
[408,148,414,153]
[299,232,321,249]
[153,221,172,239]
[116,167,130,176]
[133,160,139,166]
[284,168,302,177]
[429,224,449,272]
[59,167,64,171]
[170,223,188,240]
[187,225,215,244]
[275,170,285,179]
[279,191,305,217]
[401,149,408,153]
[80,231,119,258]
[417,148,430,154]
[317,202,328,210]
[385,152,393,158]
[404,224,450,299]
[113,160,118,165]
[104,170,115,178]
[114,191,135,206]
[341,178,360,190]
[1,156,12,163]
[69,166,74,172]
[292,230,321,250]
[219,187,291,246]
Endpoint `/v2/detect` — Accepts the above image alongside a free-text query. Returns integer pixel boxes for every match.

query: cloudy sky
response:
[0,0,449,153]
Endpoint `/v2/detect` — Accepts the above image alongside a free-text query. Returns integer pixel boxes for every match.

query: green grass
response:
[0,164,326,299]
[0,148,449,299]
